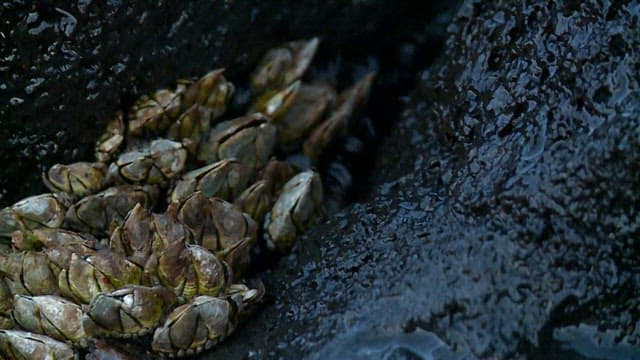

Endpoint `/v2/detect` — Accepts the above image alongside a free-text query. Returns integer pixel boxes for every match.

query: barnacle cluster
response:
[0,38,374,359]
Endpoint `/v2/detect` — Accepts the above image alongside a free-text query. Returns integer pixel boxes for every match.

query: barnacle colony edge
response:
[0,38,374,358]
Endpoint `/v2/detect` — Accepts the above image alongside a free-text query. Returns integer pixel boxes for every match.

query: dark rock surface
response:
[212,0,640,359]
[2,0,640,359]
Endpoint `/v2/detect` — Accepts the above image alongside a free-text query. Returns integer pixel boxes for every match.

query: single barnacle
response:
[83,285,177,338]
[274,82,336,148]
[173,192,257,276]
[166,104,214,151]
[43,162,109,197]
[0,193,72,238]
[0,329,76,360]
[95,113,125,163]
[12,295,86,344]
[11,228,98,252]
[128,88,185,136]
[64,185,158,235]
[0,252,58,297]
[180,68,235,118]
[264,170,323,251]
[151,295,238,358]
[108,203,154,265]
[197,113,277,170]
[303,71,376,161]
[249,80,301,122]
[107,139,189,185]
[234,159,298,222]
[143,241,231,301]
[58,250,142,304]
[168,159,253,204]
[251,37,319,94]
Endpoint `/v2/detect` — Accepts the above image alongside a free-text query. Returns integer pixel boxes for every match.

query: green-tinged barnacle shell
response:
[197,113,276,170]
[276,83,336,147]
[43,162,109,197]
[108,139,189,185]
[95,113,125,163]
[303,71,376,161]
[0,193,72,238]
[63,185,158,236]
[151,295,238,358]
[181,68,235,117]
[58,251,142,304]
[173,192,257,274]
[169,159,253,204]
[0,330,76,360]
[128,88,184,136]
[143,241,230,301]
[11,228,98,251]
[264,170,323,251]
[0,252,58,296]
[251,37,319,94]
[249,80,300,121]
[12,295,86,344]
[83,285,177,338]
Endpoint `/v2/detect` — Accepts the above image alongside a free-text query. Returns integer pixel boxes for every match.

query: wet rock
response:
[209,0,640,359]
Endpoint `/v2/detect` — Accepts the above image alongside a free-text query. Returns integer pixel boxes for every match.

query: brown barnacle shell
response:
[63,185,158,236]
[0,329,76,360]
[251,37,319,94]
[43,162,109,197]
[12,295,87,344]
[95,112,125,163]
[58,250,142,304]
[0,281,12,329]
[249,80,301,122]
[107,139,189,185]
[0,193,72,238]
[0,252,58,297]
[276,82,336,148]
[143,241,231,301]
[166,104,214,150]
[11,228,98,252]
[149,209,193,254]
[264,170,324,252]
[180,68,235,118]
[128,88,184,136]
[168,159,253,205]
[197,113,277,170]
[82,285,177,339]
[151,295,238,358]
[173,192,257,275]
[108,203,154,266]
[303,71,376,161]
[234,159,298,222]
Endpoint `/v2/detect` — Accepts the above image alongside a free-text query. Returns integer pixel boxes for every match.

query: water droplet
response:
[10,97,24,105]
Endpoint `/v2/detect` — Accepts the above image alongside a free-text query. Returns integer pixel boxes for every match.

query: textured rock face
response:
[213,1,640,359]
[3,0,639,359]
